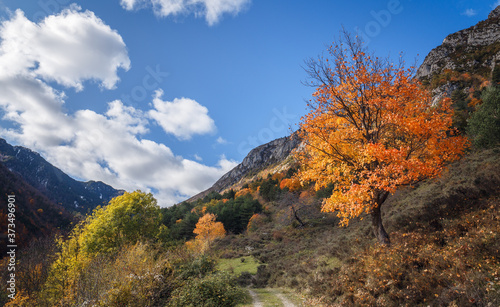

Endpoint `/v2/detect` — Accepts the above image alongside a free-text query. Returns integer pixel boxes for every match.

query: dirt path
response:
[247,288,263,307]
[246,288,298,307]
[270,289,296,307]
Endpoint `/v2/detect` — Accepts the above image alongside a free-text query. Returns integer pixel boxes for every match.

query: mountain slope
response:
[0,138,123,213]
[0,162,74,257]
[416,5,500,104]
[187,134,301,202]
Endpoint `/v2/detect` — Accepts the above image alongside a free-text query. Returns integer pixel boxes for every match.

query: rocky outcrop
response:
[187,134,301,202]
[416,6,500,80]
[489,5,500,19]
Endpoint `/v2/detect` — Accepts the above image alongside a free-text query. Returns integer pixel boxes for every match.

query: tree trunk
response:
[371,191,390,246]
[291,205,306,228]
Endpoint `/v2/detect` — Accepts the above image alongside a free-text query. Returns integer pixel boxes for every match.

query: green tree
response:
[467,86,500,148]
[451,88,471,134]
[492,64,500,85]
[41,191,163,304]
[80,191,162,255]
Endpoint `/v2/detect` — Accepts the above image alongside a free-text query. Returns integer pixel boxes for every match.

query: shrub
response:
[168,272,249,307]
[176,256,217,280]
[467,86,500,148]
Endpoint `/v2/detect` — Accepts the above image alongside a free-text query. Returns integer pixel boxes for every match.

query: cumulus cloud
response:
[0,8,130,91]
[149,90,216,140]
[0,7,237,205]
[120,0,250,25]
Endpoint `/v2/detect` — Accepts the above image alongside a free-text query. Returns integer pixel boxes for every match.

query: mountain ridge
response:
[0,138,123,213]
[416,5,500,80]
[186,134,301,202]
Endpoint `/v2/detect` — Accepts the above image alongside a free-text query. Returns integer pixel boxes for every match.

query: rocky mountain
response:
[416,5,500,102]
[0,138,123,213]
[187,134,301,202]
[417,6,500,80]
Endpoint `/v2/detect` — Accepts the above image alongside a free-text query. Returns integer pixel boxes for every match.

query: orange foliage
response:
[299,189,315,200]
[271,173,284,181]
[187,213,226,254]
[280,178,302,192]
[235,188,251,198]
[247,213,266,232]
[468,97,482,108]
[480,80,490,89]
[296,42,468,230]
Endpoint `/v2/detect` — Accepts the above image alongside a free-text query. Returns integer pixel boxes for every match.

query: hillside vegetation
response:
[1,18,500,306]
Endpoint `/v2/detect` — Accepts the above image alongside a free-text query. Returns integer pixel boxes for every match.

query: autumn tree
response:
[296,32,468,245]
[187,212,226,254]
[41,191,164,303]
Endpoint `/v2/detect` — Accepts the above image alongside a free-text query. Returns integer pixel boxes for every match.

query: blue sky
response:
[0,0,497,206]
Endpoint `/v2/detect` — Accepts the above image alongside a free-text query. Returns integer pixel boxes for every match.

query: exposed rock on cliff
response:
[416,6,500,81]
[187,134,301,202]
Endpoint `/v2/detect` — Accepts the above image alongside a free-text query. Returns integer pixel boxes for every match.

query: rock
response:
[416,6,500,80]
[186,133,301,202]
[488,5,500,19]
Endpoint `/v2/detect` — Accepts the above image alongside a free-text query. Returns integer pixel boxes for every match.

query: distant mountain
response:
[0,162,74,256]
[187,134,301,202]
[0,138,123,213]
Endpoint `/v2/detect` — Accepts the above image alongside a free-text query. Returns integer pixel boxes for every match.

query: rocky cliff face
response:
[0,138,123,213]
[187,134,301,202]
[416,6,500,80]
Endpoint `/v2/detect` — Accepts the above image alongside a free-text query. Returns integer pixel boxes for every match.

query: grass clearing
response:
[218,256,260,275]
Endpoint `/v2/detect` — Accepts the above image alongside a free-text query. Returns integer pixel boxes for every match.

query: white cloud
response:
[0,8,237,206]
[216,136,228,144]
[462,8,477,17]
[0,8,130,91]
[494,1,500,8]
[120,0,250,25]
[149,90,216,140]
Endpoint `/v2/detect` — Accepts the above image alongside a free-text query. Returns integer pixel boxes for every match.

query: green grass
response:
[275,288,306,306]
[237,288,306,307]
[218,256,260,275]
